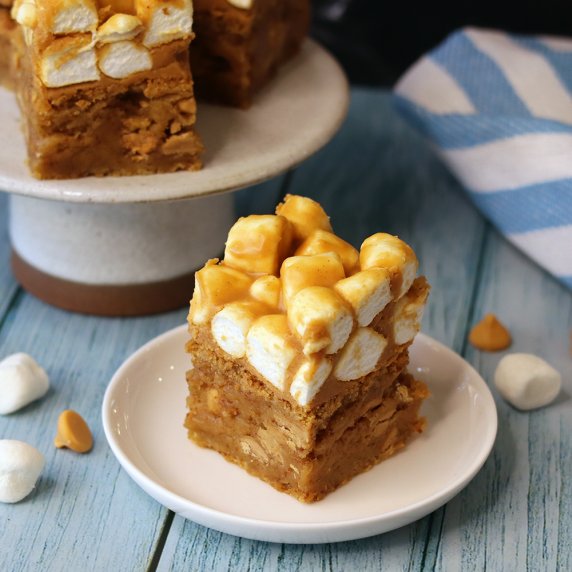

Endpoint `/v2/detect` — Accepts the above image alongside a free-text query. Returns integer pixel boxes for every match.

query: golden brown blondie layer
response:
[186,334,428,502]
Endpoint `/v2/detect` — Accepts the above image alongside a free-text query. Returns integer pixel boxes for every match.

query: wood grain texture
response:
[431,230,572,572]
[156,89,489,571]
[0,296,189,572]
[2,88,571,572]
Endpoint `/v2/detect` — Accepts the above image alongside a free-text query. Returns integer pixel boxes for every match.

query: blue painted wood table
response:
[1,89,571,572]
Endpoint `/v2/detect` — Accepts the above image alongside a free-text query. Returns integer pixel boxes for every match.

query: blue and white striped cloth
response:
[394,27,572,289]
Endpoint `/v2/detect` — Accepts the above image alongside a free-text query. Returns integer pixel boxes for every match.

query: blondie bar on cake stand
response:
[0,40,349,315]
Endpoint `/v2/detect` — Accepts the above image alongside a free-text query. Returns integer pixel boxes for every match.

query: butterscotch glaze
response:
[224,215,293,277]
[275,194,332,247]
[295,229,359,275]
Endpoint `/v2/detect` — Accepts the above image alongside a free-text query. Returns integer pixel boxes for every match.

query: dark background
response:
[309,0,572,85]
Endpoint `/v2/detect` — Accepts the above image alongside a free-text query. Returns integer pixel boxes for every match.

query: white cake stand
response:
[0,39,349,315]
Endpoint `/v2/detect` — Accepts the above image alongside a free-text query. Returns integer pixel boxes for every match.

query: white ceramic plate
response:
[0,40,348,204]
[102,325,497,544]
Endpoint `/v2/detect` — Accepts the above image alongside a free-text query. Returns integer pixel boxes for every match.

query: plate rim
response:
[102,325,498,542]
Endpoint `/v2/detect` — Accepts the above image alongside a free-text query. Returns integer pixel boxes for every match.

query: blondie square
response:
[10,0,203,179]
[185,195,430,502]
[190,0,310,108]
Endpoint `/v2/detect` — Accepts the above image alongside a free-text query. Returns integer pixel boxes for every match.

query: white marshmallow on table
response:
[494,353,561,410]
[0,440,45,503]
[0,353,50,415]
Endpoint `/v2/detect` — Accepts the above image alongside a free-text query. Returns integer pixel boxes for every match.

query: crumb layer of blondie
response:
[190,0,310,109]
[185,328,428,502]
[12,27,203,179]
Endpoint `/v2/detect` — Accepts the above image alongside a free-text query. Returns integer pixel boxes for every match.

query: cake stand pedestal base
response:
[9,193,235,316]
[2,39,350,316]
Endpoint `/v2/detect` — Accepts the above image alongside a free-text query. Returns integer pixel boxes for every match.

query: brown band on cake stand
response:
[11,249,197,317]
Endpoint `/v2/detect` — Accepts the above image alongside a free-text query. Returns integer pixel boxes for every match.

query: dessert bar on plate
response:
[185,195,430,502]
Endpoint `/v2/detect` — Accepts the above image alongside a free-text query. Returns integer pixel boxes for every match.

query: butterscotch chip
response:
[54,410,93,453]
[469,314,511,352]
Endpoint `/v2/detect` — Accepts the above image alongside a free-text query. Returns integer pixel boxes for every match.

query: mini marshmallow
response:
[0,353,49,415]
[333,327,388,381]
[295,230,359,276]
[211,301,265,358]
[334,267,392,327]
[98,40,152,79]
[0,440,45,503]
[494,353,561,410]
[360,233,418,298]
[138,0,194,48]
[250,275,281,308]
[190,261,254,325]
[224,215,292,276]
[393,279,429,345]
[275,194,332,247]
[226,0,252,9]
[246,315,297,391]
[290,356,333,406]
[37,0,99,35]
[97,14,144,44]
[16,2,37,28]
[287,286,353,355]
[39,35,100,88]
[281,252,346,307]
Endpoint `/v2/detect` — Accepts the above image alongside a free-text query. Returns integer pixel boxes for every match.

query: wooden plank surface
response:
[0,298,187,572]
[1,88,571,572]
[432,231,572,572]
